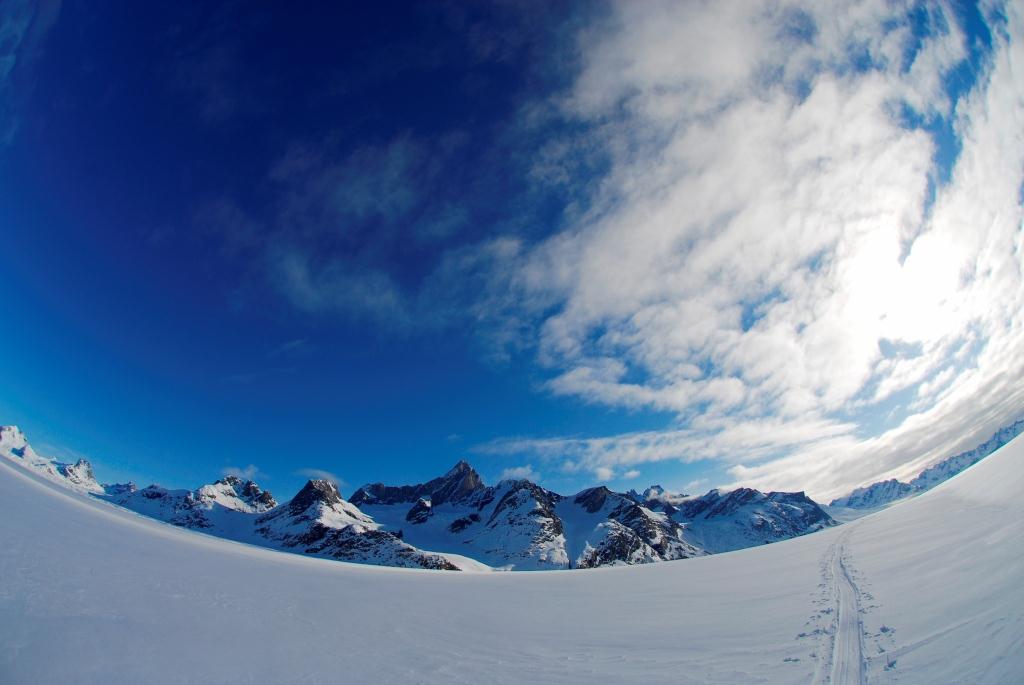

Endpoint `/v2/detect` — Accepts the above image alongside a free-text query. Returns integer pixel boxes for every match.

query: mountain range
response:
[829,417,1024,509]
[4,419,1018,571]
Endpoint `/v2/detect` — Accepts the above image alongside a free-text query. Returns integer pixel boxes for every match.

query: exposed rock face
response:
[575,520,660,568]
[57,459,97,489]
[574,486,613,514]
[284,479,345,518]
[350,461,486,507]
[448,513,479,533]
[406,498,432,524]
[297,526,458,570]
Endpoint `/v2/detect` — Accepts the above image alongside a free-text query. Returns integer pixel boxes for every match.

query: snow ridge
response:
[830,417,1024,509]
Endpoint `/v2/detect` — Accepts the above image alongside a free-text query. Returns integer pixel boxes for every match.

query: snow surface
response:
[1,434,1022,683]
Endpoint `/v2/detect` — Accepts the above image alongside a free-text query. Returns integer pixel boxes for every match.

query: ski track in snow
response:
[814,528,868,685]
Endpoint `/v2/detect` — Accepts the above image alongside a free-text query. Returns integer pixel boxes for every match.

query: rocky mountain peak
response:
[643,484,666,498]
[433,460,484,505]
[207,475,277,511]
[574,486,614,513]
[59,458,95,480]
[289,479,344,515]
[352,460,486,507]
[445,460,473,476]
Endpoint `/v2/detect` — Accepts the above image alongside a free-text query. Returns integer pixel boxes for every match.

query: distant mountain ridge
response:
[1,423,844,571]
[830,418,1024,509]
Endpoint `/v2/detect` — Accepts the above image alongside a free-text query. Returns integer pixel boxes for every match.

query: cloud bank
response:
[196,1,1023,500]
[482,0,1024,499]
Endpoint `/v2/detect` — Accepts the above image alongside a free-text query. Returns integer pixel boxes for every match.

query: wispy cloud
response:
[0,0,61,148]
[222,464,263,481]
[266,338,309,358]
[294,468,345,488]
[36,441,91,466]
[683,478,709,493]
[499,464,538,482]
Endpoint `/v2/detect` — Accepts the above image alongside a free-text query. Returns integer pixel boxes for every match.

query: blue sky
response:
[2,1,1022,501]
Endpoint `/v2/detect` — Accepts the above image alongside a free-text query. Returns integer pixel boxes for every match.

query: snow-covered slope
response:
[830,417,1024,509]
[2,430,1021,683]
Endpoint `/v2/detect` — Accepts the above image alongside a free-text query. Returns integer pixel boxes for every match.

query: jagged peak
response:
[199,474,277,511]
[574,485,616,513]
[288,479,344,515]
[444,460,477,478]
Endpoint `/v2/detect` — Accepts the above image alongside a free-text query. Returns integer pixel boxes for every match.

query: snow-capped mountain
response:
[830,417,1024,509]
[354,464,574,570]
[628,484,691,508]
[110,475,458,571]
[2,423,832,571]
[0,426,457,571]
[254,479,457,570]
[672,488,835,553]
[0,425,105,494]
[353,463,831,569]
[108,475,278,532]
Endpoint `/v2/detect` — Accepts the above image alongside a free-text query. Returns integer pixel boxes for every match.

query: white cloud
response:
[683,478,709,493]
[499,464,538,481]
[481,1,1024,500]
[622,469,641,480]
[222,464,263,481]
[594,466,614,481]
[267,338,308,358]
[294,468,346,488]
